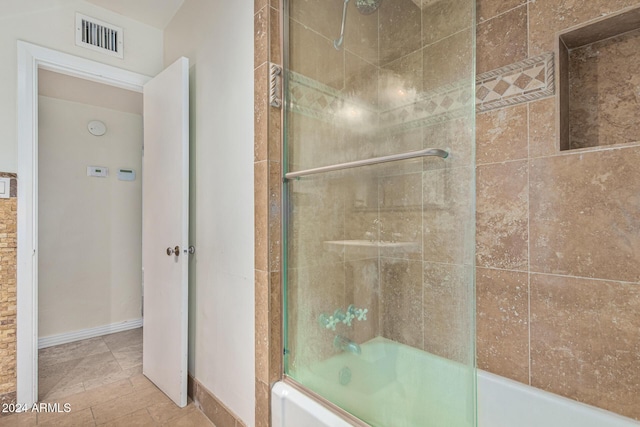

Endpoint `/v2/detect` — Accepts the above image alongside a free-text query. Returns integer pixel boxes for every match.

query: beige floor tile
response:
[40,381,86,402]
[39,338,109,368]
[33,330,214,427]
[38,358,84,400]
[0,412,38,427]
[51,379,135,413]
[91,384,169,425]
[146,399,195,424]
[129,374,155,390]
[162,409,215,427]
[56,352,123,389]
[36,404,88,425]
[102,329,142,353]
[37,408,95,426]
[111,343,143,371]
[83,366,141,391]
[99,408,155,427]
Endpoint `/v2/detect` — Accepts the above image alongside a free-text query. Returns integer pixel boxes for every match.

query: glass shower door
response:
[283,1,476,425]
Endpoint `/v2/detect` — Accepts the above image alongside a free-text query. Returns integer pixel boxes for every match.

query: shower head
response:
[355,0,382,15]
[334,0,382,50]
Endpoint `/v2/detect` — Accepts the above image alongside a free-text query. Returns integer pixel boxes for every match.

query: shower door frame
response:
[277,0,477,425]
[278,2,385,425]
[276,0,390,427]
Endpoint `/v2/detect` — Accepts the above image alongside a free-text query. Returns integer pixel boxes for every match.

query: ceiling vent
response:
[75,13,123,59]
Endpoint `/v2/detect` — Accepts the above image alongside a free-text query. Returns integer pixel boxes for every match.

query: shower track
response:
[283,148,449,180]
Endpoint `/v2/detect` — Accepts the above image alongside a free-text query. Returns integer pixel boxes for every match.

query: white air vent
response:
[75,13,123,59]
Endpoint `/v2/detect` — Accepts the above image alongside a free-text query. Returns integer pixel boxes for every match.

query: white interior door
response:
[142,57,189,407]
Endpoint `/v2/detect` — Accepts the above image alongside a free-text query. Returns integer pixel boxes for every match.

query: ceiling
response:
[85,0,185,29]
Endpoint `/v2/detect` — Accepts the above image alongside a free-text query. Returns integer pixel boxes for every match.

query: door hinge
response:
[141,269,144,317]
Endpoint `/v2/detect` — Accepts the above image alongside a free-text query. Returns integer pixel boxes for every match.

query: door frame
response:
[16,41,151,405]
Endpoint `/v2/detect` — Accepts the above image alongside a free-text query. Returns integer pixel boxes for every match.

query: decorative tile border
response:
[288,71,474,133]
[287,71,377,124]
[379,81,474,135]
[476,52,555,112]
[288,52,555,128]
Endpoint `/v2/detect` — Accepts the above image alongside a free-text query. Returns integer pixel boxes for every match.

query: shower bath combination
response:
[334,0,382,50]
[282,0,477,424]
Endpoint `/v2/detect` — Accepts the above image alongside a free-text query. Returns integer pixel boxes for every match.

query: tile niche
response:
[558,7,640,151]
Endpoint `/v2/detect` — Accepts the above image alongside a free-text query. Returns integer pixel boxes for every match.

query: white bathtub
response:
[272,337,640,427]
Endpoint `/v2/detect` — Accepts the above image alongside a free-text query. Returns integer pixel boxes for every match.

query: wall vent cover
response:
[75,13,123,59]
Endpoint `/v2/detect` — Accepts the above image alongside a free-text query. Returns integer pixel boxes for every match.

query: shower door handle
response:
[269,63,282,108]
[166,246,180,256]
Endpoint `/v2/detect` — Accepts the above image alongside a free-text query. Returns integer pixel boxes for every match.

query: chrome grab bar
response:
[284,148,448,180]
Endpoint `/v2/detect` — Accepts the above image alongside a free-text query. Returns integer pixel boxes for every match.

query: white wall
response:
[38,94,143,337]
[39,69,143,115]
[0,0,163,173]
[164,1,255,425]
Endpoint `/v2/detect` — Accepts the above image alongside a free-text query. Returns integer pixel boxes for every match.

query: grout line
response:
[411,259,472,268]
[476,265,528,274]
[90,406,97,423]
[478,2,527,26]
[528,271,532,386]
[476,264,639,286]
[528,271,640,285]
[254,3,267,18]
[144,407,154,424]
[379,25,470,70]
[530,140,640,160]
[527,0,530,59]
[526,99,532,386]
[288,16,377,68]
[477,157,529,167]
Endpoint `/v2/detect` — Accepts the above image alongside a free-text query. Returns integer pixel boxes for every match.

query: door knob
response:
[166,246,180,256]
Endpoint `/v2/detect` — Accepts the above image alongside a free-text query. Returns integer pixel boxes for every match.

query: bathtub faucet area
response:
[319,305,368,330]
[334,335,361,355]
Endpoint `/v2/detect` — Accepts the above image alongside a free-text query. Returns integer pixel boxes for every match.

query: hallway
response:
[0,330,212,426]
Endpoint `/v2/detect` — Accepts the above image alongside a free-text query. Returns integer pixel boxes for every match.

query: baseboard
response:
[38,318,143,349]
[191,376,247,427]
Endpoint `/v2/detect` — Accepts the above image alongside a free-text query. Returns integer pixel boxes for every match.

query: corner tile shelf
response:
[559,7,640,151]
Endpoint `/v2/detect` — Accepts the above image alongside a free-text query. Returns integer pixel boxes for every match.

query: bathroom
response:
[1,0,640,426]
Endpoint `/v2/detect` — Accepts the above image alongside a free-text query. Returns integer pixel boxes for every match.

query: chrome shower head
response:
[355,0,382,15]
[334,0,382,50]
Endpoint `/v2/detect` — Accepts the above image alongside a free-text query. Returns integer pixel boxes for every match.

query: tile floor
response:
[0,328,213,426]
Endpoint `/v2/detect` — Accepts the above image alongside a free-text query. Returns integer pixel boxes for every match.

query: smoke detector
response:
[75,13,123,59]
[88,120,107,136]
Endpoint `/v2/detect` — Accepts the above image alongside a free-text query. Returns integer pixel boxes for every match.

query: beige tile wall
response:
[254,0,283,425]
[0,173,17,409]
[189,375,247,427]
[476,0,640,420]
[567,28,640,149]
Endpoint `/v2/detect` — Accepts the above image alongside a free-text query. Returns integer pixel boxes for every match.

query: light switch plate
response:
[0,178,10,198]
[87,166,108,177]
[117,168,136,181]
